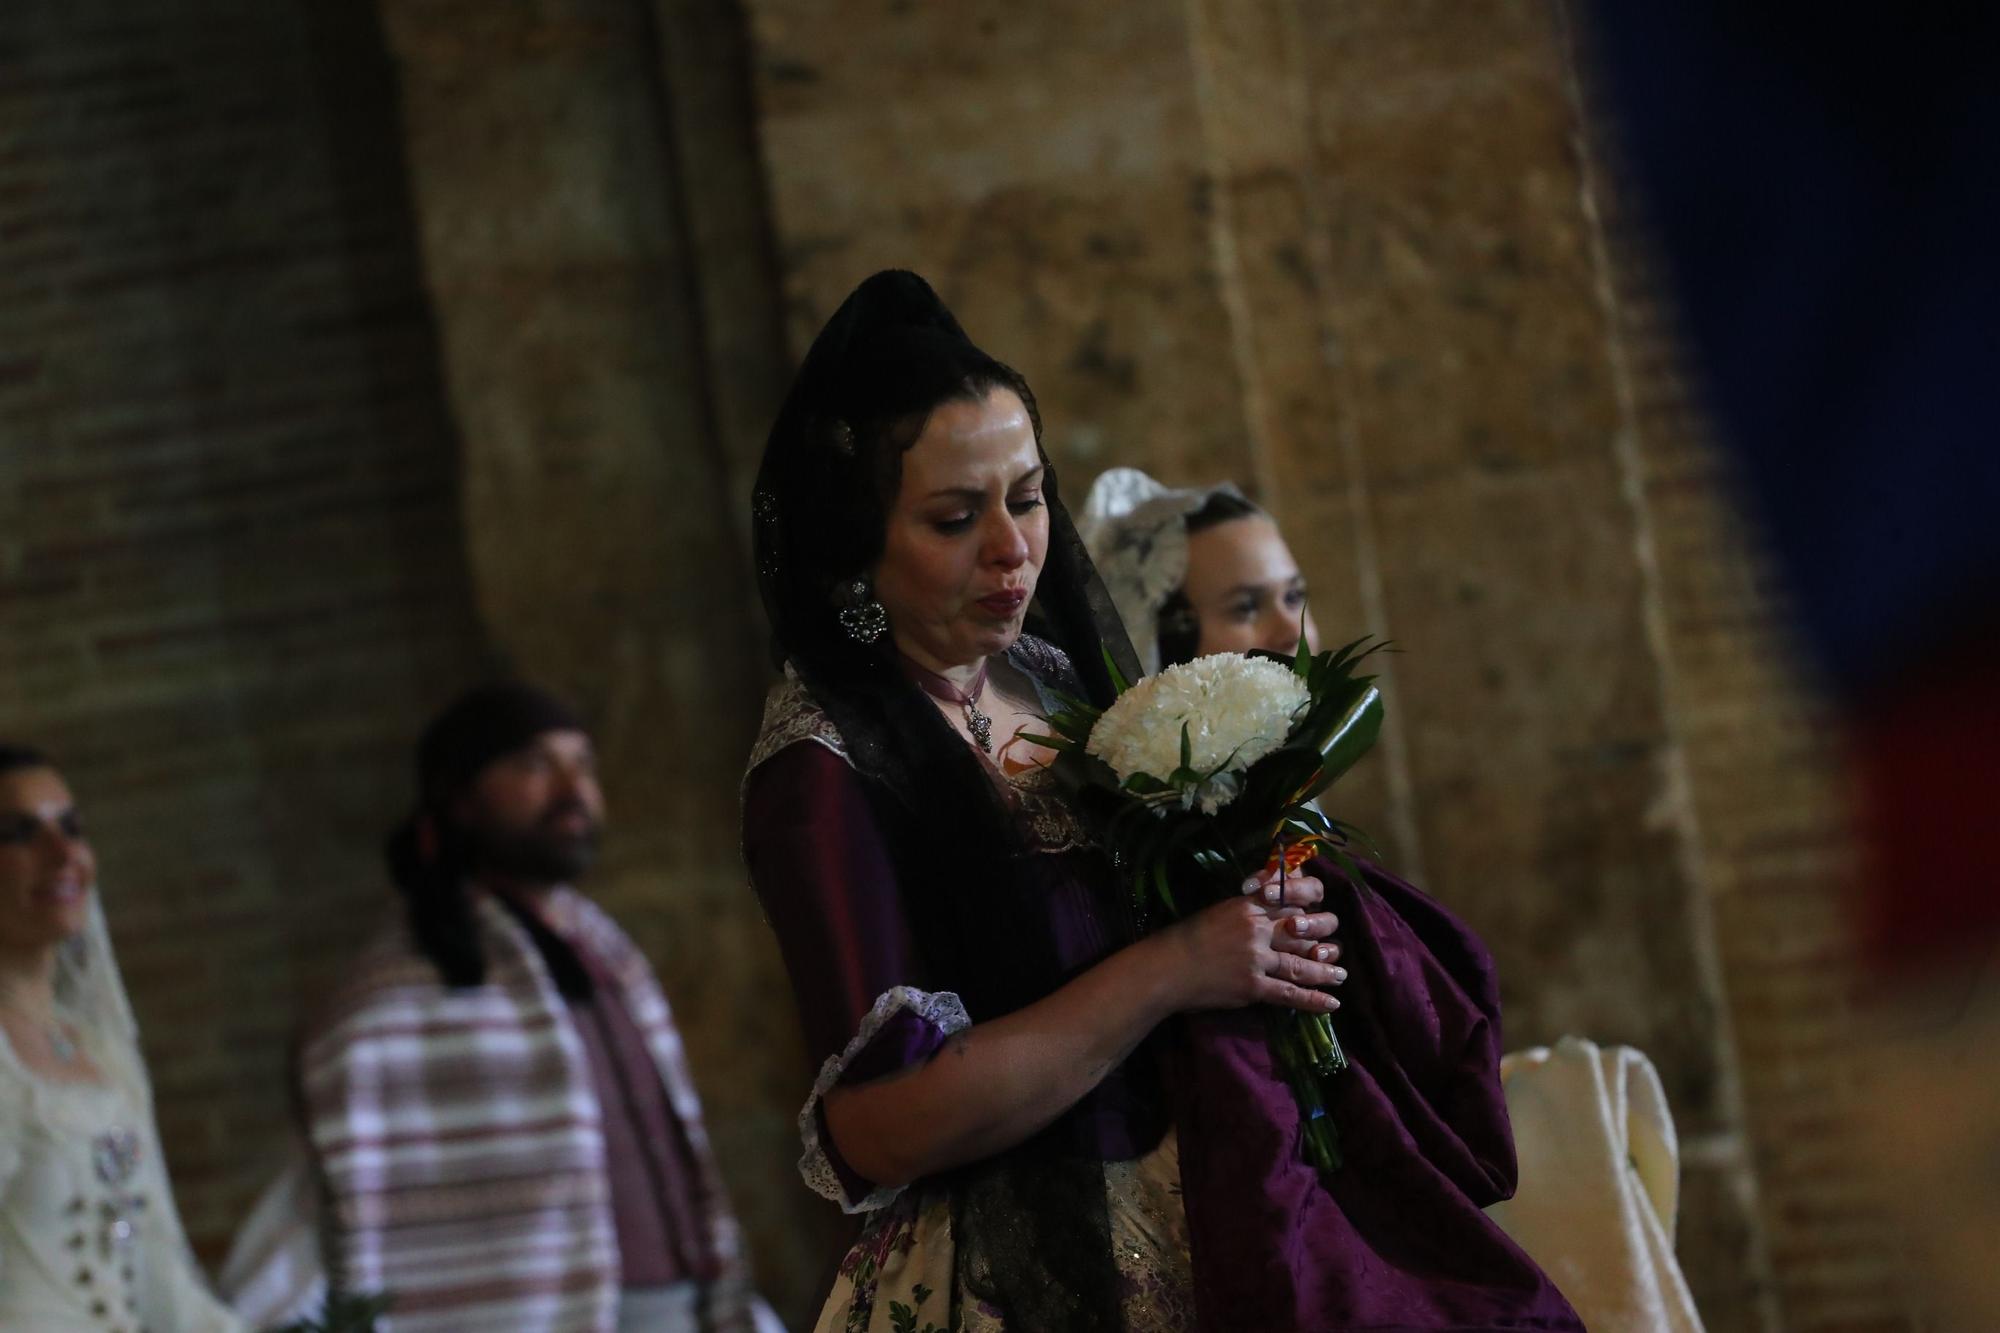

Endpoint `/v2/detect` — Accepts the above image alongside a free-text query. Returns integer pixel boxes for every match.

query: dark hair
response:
[1155,489,1266,668]
[386,814,592,999]
[752,272,1136,1017]
[751,271,1143,1328]
[385,683,595,998]
[758,308,1045,652]
[384,815,485,988]
[0,744,54,777]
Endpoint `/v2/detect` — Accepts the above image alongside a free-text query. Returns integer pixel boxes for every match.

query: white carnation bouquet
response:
[1027,637,1385,1171]
[1085,654,1308,816]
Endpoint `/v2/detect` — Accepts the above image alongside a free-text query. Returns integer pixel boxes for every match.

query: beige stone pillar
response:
[374,0,836,1318]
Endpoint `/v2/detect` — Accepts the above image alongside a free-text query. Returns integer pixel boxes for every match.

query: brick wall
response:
[0,0,489,1255]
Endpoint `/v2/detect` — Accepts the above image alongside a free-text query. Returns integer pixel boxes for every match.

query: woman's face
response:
[1185,515,1320,660]
[872,387,1049,672]
[0,766,96,955]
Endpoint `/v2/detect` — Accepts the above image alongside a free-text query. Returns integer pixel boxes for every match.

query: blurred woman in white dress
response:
[0,742,245,1333]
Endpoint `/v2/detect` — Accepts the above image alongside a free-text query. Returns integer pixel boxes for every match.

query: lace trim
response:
[745,648,1095,856]
[1005,633,1080,701]
[1004,763,1093,854]
[1076,469,1247,679]
[1000,636,1096,853]
[746,672,847,776]
[798,985,971,1214]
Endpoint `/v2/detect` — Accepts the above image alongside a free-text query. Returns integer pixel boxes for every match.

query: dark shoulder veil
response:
[749,271,1143,1330]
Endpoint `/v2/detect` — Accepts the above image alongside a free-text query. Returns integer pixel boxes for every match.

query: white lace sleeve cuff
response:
[797,984,970,1213]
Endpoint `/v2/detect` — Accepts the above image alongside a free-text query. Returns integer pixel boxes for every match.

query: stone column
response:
[374,0,835,1317]
[1182,6,1777,1320]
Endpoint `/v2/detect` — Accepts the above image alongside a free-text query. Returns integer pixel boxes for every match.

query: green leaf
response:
[1045,686,1100,718]
[1297,684,1384,805]
[1328,848,1366,890]
[1101,645,1132,696]
[1288,805,1334,836]
[1108,800,1158,848]
[1180,720,1194,772]
[1048,706,1103,743]
[1150,856,1180,917]
[1327,820,1384,858]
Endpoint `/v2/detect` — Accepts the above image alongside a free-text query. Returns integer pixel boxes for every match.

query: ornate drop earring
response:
[837,579,889,643]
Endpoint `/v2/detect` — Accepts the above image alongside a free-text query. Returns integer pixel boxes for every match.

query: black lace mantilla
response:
[747,636,1093,855]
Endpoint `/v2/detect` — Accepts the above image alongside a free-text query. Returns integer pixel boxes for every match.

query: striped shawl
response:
[299,888,753,1333]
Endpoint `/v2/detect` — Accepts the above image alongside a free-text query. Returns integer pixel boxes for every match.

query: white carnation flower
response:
[1086,653,1309,814]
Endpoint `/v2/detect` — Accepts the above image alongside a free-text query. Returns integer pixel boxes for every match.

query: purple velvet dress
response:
[745,675,1580,1332]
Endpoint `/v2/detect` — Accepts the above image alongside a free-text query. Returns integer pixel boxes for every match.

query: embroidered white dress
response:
[0,1014,244,1332]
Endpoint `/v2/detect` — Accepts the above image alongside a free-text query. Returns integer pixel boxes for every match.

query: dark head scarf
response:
[414,681,585,801]
[751,271,1143,1329]
[386,681,594,998]
[0,742,54,777]
[752,269,1141,1013]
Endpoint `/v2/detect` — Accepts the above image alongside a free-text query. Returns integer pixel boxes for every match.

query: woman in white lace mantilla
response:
[1079,467,1705,1333]
[0,743,245,1333]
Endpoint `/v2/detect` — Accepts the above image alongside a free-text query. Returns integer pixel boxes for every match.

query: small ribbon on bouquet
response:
[1263,834,1335,880]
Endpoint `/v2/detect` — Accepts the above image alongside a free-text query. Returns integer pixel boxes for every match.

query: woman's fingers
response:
[1255,978,1342,1013]
[1241,867,1325,909]
[1177,896,1347,1014]
[1278,873,1324,909]
[1265,910,1340,957]
[1283,911,1340,940]
[1270,940,1345,969]
[1266,949,1345,989]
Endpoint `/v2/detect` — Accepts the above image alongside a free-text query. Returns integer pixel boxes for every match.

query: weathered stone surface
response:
[379,0,837,1318]
[1600,183,1931,1329]
[741,0,1893,1325]
[749,1,1255,495]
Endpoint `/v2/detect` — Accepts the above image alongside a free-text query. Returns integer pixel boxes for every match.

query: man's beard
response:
[459,806,601,886]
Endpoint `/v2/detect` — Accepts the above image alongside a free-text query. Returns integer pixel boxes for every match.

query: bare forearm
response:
[823,936,1177,1187]
[823,884,1345,1190]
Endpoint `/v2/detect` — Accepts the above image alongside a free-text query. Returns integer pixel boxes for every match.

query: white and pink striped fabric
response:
[297,888,755,1333]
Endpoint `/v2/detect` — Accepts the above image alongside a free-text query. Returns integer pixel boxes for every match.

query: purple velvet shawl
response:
[746,740,1580,1331]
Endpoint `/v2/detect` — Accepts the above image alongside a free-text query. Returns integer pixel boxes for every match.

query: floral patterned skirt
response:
[814,1130,1195,1333]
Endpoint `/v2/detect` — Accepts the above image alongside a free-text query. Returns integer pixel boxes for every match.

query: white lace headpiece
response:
[1076,467,1251,676]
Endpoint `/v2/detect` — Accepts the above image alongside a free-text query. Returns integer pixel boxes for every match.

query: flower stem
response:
[1268,1008,1345,1173]
[1300,1009,1348,1076]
